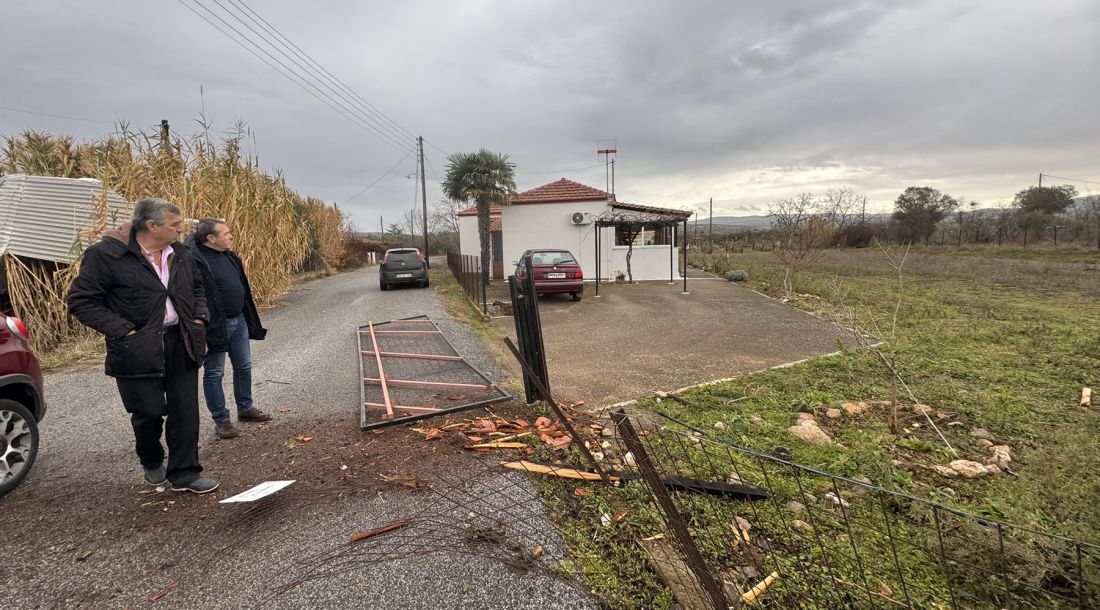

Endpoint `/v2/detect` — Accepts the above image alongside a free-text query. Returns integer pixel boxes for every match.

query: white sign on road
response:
[218,480,296,503]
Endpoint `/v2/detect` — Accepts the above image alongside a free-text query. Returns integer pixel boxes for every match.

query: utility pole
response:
[708,197,713,252]
[418,136,429,267]
[1039,173,1043,187]
[597,139,617,196]
[380,215,384,239]
[611,158,615,196]
[159,119,171,153]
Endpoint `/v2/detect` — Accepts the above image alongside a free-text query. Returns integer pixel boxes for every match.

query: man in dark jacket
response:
[188,219,270,439]
[67,198,218,494]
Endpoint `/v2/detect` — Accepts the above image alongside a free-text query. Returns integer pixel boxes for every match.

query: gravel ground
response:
[0,264,595,609]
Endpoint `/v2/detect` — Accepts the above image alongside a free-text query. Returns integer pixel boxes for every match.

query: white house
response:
[457,178,692,281]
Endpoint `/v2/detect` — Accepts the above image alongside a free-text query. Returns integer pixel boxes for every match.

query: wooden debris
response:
[350,517,413,544]
[641,533,665,541]
[148,580,180,603]
[741,571,779,604]
[639,537,712,610]
[465,442,529,450]
[1082,387,1092,407]
[500,460,619,483]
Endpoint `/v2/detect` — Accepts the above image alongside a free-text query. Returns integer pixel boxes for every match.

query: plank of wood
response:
[466,442,529,450]
[1082,387,1092,407]
[639,537,712,610]
[500,460,620,482]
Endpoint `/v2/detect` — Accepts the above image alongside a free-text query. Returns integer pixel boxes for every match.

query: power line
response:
[226,0,416,143]
[1040,173,1099,186]
[0,104,114,124]
[176,0,412,153]
[213,0,413,147]
[340,149,415,205]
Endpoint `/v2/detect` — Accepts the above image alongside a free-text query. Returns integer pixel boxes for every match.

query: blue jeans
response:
[202,314,253,423]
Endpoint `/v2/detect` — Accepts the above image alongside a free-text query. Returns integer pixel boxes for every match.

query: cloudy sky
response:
[3,0,1097,229]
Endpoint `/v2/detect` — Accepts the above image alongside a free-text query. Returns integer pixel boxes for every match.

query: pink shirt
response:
[141,244,179,326]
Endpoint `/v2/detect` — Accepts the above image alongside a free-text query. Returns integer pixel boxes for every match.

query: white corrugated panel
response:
[0,174,131,263]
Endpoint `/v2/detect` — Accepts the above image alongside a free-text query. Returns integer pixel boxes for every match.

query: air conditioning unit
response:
[570,211,593,225]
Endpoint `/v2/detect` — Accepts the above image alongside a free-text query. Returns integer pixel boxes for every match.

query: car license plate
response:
[397,273,413,278]
[547,272,566,279]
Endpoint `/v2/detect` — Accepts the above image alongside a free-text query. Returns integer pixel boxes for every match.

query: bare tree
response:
[768,193,833,293]
[820,187,866,233]
[430,198,463,234]
[402,207,423,237]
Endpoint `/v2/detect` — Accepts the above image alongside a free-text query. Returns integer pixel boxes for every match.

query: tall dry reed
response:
[1,122,346,353]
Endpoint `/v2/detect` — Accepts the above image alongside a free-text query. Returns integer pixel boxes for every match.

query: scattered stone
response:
[790,520,815,534]
[601,440,612,450]
[786,501,806,514]
[931,465,959,478]
[732,565,761,581]
[591,451,605,462]
[840,401,866,415]
[948,459,994,478]
[969,428,995,441]
[989,445,1012,469]
[601,427,614,438]
[796,412,816,422]
[787,420,833,446]
[624,452,637,468]
[655,391,669,399]
[912,404,934,415]
[824,492,850,508]
[713,421,727,431]
[727,473,747,486]
[825,408,842,419]
[977,439,994,448]
[750,415,766,426]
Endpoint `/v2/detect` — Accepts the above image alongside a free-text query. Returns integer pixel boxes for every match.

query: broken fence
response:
[358,315,510,429]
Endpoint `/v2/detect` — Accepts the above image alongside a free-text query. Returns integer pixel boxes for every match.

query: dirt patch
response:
[491,272,856,406]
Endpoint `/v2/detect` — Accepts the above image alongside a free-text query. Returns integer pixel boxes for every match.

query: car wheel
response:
[379,281,387,291]
[0,399,39,497]
[572,292,582,301]
[421,278,430,288]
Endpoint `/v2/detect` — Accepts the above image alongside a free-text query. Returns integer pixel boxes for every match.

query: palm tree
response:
[441,149,516,288]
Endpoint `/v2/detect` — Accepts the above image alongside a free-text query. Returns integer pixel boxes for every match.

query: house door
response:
[492,231,504,279]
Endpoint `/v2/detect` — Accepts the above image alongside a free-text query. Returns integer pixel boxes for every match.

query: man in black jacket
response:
[67,198,218,494]
[187,219,270,439]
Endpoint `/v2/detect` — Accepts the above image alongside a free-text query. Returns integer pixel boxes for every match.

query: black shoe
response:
[171,477,220,494]
[143,464,167,486]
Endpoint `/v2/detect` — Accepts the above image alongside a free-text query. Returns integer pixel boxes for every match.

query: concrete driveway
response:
[0,266,594,609]
[493,270,855,406]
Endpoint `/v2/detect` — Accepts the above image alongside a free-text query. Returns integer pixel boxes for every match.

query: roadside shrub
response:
[725,269,750,282]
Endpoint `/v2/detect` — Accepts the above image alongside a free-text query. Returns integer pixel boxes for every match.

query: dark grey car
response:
[379,248,429,290]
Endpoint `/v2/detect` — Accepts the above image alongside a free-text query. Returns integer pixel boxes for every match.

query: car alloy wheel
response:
[0,399,39,496]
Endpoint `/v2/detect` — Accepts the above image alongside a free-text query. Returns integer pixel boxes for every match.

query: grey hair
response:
[194,218,226,245]
[132,198,181,232]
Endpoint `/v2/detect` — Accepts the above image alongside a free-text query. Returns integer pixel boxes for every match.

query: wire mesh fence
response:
[595,408,1100,609]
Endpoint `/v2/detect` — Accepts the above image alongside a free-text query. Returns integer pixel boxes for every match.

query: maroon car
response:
[0,313,45,497]
[514,249,584,301]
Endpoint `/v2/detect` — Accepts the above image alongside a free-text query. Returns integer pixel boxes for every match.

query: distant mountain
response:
[702,215,773,229]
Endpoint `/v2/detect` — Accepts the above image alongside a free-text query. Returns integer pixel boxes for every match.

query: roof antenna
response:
[597,139,617,199]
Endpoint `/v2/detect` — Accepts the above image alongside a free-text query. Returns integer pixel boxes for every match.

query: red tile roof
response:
[456,205,502,217]
[509,178,613,205]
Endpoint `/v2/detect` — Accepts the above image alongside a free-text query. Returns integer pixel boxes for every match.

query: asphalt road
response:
[0,265,595,609]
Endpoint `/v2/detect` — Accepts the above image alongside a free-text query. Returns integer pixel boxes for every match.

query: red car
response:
[0,313,45,497]
[514,249,584,301]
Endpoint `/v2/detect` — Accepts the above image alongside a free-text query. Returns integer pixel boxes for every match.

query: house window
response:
[616,226,671,246]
